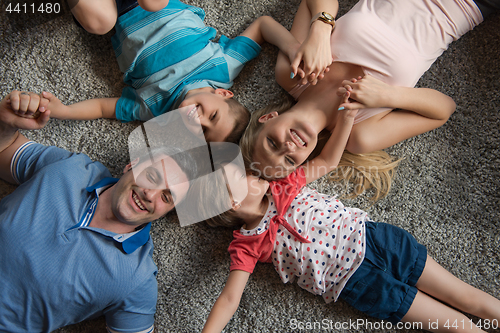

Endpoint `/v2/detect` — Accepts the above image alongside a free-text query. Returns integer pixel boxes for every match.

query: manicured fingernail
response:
[338,107,345,111]
[290,72,295,79]
[39,107,45,112]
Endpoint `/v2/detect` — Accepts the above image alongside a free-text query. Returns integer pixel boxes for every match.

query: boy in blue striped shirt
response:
[41,0,311,143]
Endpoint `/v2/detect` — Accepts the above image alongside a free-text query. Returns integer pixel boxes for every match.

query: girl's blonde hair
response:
[240,99,400,202]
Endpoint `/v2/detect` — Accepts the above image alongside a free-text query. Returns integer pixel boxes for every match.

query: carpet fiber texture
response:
[0,1,499,332]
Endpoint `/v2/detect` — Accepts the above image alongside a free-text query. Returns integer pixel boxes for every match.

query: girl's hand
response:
[290,22,333,86]
[337,90,358,120]
[337,75,395,109]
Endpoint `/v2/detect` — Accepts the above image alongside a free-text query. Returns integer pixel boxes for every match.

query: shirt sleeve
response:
[228,230,273,273]
[115,87,155,122]
[104,272,157,332]
[11,142,77,184]
[218,35,261,81]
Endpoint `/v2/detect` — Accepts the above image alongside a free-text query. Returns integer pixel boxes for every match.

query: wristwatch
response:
[310,11,336,31]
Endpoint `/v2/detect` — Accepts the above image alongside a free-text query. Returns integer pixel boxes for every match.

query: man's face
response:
[110,155,190,226]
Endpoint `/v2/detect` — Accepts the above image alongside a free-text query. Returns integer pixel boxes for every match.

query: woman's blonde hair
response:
[240,99,401,202]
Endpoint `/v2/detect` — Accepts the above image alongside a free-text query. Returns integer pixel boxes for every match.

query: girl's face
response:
[252,112,318,179]
[223,164,269,210]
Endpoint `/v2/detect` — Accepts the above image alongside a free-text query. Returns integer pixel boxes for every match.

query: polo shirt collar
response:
[86,177,153,254]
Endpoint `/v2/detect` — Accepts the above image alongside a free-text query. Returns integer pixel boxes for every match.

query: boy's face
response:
[179,89,236,142]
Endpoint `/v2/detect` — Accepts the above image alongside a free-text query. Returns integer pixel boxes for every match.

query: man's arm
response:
[107,325,154,333]
[0,91,50,183]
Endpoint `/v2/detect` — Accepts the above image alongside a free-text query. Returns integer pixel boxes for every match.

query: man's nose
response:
[143,188,161,201]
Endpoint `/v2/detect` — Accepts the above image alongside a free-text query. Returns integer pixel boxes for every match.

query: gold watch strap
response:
[310,11,336,30]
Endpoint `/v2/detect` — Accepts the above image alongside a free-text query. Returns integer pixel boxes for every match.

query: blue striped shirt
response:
[0,142,157,332]
[111,0,261,122]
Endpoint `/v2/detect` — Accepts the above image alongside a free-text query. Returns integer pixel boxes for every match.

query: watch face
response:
[323,12,334,21]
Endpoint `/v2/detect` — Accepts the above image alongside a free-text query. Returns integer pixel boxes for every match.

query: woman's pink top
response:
[289,0,483,124]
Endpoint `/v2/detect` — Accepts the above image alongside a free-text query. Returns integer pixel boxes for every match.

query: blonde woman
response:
[242,0,494,183]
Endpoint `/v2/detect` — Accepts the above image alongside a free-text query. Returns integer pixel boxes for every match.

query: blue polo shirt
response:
[0,142,157,333]
[111,0,261,122]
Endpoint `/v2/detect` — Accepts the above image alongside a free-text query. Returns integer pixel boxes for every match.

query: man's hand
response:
[0,90,51,183]
[2,90,51,130]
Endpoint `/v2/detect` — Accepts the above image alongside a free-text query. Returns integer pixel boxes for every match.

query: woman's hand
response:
[290,21,333,85]
[337,75,395,110]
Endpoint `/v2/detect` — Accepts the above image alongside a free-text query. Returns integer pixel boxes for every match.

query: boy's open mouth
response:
[187,105,199,121]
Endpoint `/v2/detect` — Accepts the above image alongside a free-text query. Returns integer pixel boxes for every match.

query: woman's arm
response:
[338,75,456,154]
[276,0,339,88]
[202,270,251,333]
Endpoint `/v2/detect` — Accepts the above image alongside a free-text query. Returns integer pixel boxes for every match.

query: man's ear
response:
[231,200,241,211]
[258,111,279,123]
[123,157,140,174]
[215,88,234,99]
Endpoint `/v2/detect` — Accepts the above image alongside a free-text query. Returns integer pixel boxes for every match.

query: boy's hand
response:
[0,91,51,130]
[39,91,69,119]
[290,22,333,85]
[337,75,395,109]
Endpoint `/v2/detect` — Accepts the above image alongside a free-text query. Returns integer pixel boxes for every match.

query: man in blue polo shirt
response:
[0,91,196,333]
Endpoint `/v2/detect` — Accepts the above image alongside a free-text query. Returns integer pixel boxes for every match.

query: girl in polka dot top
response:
[199,130,500,333]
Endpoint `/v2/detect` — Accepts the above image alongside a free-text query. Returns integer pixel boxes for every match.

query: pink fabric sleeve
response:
[228,230,274,273]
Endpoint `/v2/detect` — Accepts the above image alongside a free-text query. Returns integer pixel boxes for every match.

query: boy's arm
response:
[240,16,307,79]
[274,0,339,87]
[302,92,357,184]
[202,270,250,333]
[41,92,118,120]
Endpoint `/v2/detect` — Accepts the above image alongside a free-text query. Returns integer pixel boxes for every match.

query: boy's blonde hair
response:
[224,98,251,143]
[240,99,400,202]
